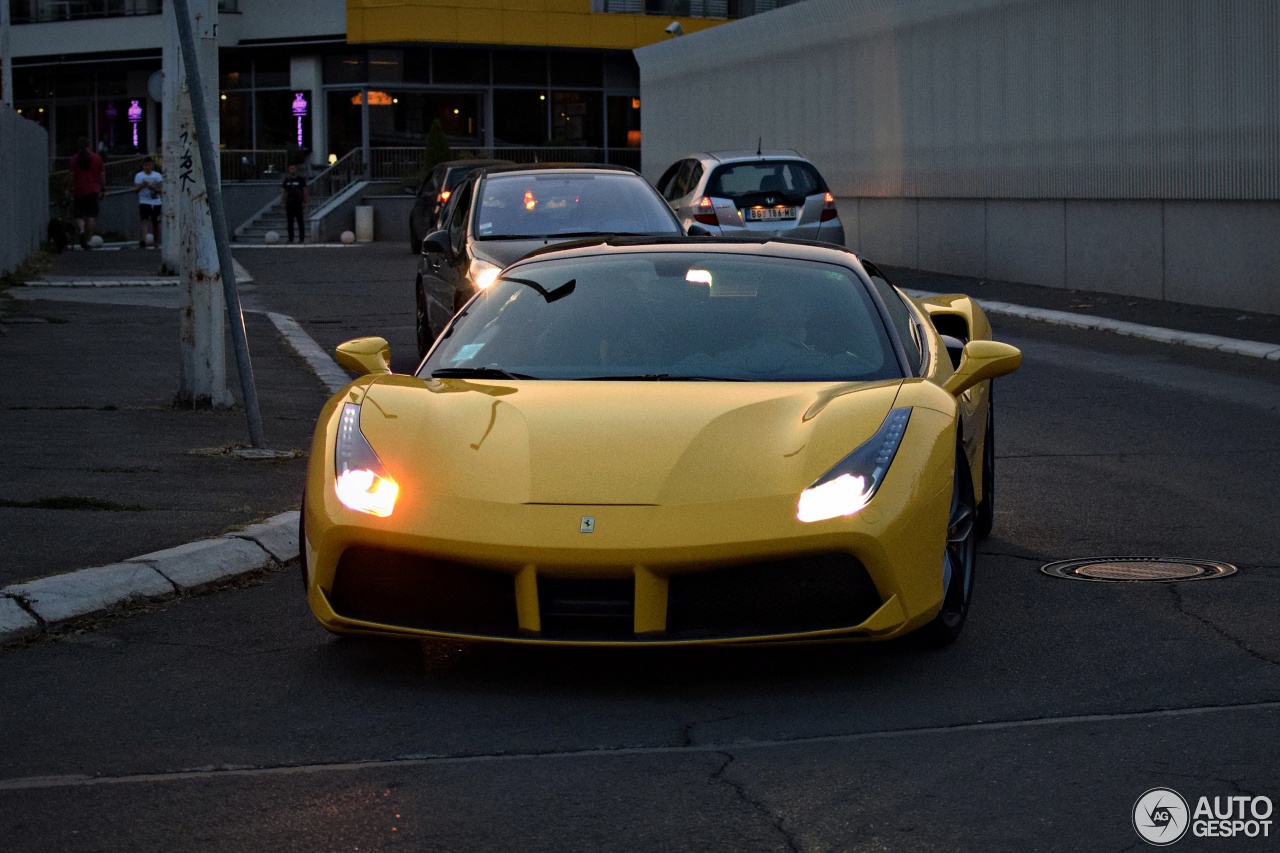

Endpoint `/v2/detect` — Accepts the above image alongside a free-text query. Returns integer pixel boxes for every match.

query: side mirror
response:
[686,223,712,237]
[335,337,392,376]
[942,340,1021,396]
[422,229,451,256]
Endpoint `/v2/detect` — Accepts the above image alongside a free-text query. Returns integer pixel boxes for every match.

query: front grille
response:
[666,554,881,638]
[538,577,635,640]
[330,547,519,637]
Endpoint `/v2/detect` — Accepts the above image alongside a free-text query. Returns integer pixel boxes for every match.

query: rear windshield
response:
[422,252,902,383]
[474,173,680,239]
[706,160,827,199]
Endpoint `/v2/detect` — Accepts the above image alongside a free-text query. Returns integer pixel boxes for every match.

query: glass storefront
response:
[17,43,640,166]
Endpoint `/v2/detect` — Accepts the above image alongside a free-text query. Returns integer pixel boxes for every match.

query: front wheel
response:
[913,452,977,647]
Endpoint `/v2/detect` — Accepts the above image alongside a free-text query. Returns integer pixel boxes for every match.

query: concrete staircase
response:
[235,203,296,243]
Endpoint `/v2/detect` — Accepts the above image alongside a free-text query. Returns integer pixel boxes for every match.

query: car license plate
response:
[744,207,797,221]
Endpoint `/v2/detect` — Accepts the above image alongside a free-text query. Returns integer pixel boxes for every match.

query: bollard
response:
[355,205,374,243]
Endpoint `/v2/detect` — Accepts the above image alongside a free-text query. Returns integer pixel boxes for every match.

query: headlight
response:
[470,258,501,290]
[797,408,911,523]
[334,403,399,517]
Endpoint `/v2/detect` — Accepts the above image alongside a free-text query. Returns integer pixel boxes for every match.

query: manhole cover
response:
[1041,557,1237,582]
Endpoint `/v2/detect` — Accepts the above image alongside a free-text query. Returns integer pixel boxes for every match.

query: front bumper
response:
[305,470,952,647]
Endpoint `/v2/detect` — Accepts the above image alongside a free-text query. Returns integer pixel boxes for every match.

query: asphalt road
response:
[1,244,1278,852]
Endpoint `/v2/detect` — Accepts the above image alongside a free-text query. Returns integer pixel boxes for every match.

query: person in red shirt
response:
[69,137,106,249]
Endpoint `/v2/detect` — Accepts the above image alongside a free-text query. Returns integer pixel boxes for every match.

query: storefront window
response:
[493,90,547,146]
[550,91,602,147]
[433,48,488,85]
[494,50,547,86]
[550,52,602,88]
[253,55,290,88]
[256,90,308,151]
[607,95,641,148]
[220,92,252,149]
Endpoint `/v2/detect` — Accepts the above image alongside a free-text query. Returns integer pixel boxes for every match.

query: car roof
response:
[477,163,642,177]
[693,150,806,163]
[513,235,862,266]
[436,159,512,170]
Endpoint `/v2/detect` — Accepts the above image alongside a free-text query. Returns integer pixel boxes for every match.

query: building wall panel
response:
[1164,201,1280,315]
[637,0,1280,312]
[986,199,1064,289]
[917,198,986,280]
[1064,200,1164,301]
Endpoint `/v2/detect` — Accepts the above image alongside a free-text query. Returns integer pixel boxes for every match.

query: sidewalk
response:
[0,245,332,637]
[1,242,1276,644]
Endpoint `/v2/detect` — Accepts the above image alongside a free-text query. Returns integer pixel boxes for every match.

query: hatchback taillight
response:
[820,191,838,222]
[693,196,719,226]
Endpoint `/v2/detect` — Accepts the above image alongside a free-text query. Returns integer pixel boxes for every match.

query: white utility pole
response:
[166,0,232,408]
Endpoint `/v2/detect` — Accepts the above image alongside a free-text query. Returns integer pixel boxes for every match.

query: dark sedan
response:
[413,164,685,357]
[407,158,512,252]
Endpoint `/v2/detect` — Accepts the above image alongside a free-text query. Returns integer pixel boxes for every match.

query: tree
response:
[424,119,452,171]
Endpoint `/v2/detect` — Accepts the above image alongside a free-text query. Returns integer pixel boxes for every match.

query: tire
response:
[913,451,978,647]
[409,222,420,254]
[974,382,995,540]
[415,277,432,360]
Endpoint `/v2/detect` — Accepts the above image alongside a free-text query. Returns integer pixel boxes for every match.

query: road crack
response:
[711,752,802,852]
[1169,585,1280,667]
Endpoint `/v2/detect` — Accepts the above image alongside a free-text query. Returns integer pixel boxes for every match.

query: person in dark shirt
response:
[69,137,106,249]
[280,164,308,244]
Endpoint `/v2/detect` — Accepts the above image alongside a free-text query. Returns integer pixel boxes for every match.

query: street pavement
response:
[1,240,1278,646]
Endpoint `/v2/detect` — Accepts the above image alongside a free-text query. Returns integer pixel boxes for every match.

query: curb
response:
[903,289,1280,362]
[24,259,255,289]
[0,511,298,646]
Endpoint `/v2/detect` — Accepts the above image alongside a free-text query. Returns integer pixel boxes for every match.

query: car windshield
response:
[473,173,680,239]
[420,252,903,382]
[706,160,826,199]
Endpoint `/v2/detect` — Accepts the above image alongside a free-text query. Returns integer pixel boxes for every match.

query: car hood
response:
[357,378,904,505]
[472,238,554,269]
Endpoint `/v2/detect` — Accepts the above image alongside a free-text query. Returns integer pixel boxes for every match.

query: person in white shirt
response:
[132,158,163,249]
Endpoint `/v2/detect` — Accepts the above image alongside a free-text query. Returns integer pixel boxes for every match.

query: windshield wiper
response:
[574,373,747,381]
[431,367,539,380]
[503,276,576,303]
[545,230,654,238]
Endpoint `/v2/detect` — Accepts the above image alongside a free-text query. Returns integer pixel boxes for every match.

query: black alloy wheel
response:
[914,451,978,647]
[975,382,995,539]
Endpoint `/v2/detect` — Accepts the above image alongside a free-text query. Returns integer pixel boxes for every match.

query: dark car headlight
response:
[335,403,399,517]
[797,408,911,523]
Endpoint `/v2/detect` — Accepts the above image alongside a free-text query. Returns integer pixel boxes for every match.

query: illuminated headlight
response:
[470,259,501,290]
[334,403,399,517]
[797,408,911,523]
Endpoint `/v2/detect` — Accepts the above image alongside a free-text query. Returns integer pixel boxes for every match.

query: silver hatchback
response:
[655,150,845,245]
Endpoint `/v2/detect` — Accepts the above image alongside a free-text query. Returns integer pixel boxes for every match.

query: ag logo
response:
[1134,788,1190,845]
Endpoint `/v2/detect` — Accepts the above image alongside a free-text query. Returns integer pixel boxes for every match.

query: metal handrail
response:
[307,149,365,201]
[50,154,151,192]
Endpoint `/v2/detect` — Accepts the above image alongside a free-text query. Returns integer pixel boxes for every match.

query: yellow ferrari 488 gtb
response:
[302,238,1021,647]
